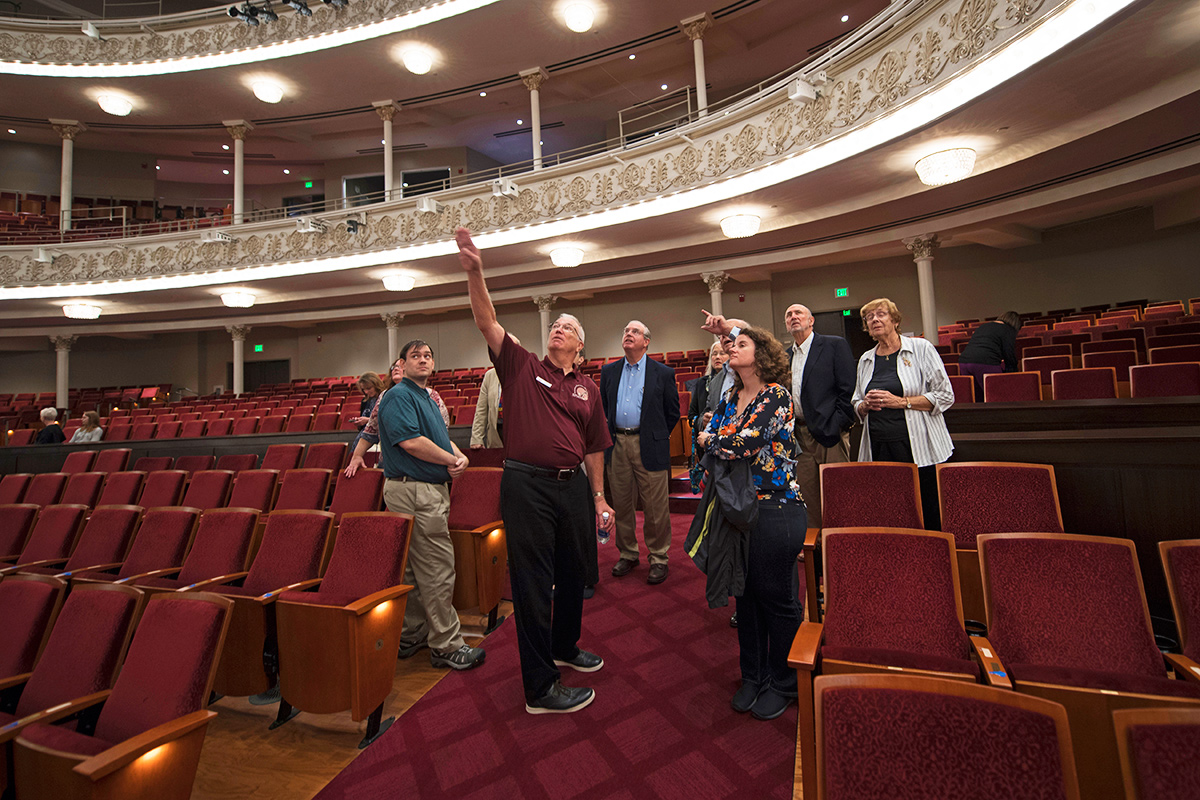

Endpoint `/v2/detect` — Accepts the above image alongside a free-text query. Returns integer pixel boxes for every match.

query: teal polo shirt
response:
[376,377,452,483]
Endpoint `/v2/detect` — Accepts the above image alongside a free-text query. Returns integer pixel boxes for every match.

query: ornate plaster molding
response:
[51,334,78,351]
[226,324,251,340]
[904,234,941,260]
[381,312,404,327]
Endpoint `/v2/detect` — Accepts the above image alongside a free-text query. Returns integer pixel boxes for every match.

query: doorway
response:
[228,359,291,393]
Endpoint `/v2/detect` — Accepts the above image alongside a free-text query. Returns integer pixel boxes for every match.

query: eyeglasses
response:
[863,310,892,321]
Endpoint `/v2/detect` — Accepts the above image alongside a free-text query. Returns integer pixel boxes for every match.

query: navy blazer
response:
[793,332,856,448]
[600,356,680,472]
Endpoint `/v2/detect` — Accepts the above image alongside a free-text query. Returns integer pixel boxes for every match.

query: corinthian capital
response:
[903,234,940,260]
[381,312,404,328]
[519,67,549,93]
[679,12,713,41]
[226,325,251,341]
[222,119,255,141]
[49,119,86,141]
[373,100,400,122]
[50,334,78,352]
[533,295,557,312]
[701,271,730,293]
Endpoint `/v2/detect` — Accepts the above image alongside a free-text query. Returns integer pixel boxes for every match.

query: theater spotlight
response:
[284,0,312,15]
[228,3,259,24]
[321,0,348,9]
[258,2,278,22]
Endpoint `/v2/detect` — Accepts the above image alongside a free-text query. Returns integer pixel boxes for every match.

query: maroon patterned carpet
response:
[315,512,797,800]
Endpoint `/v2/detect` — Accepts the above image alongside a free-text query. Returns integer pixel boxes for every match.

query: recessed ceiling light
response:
[6,129,15,134]
[96,94,132,116]
[155,165,160,170]
[628,54,636,60]
[915,148,977,185]
[252,80,283,103]
[283,168,290,174]
[221,291,256,308]
[660,83,668,91]
[222,144,230,150]
[222,169,230,175]
[382,273,415,291]
[516,119,523,125]
[720,214,761,238]
[563,3,594,32]
[62,303,101,320]
[841,14,849,22]
[479,91,486,96]
[381,139,386,144]
[550,247,584,267]
[402,48,433,75]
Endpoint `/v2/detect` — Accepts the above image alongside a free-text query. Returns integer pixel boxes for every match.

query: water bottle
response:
[598,512,610,545]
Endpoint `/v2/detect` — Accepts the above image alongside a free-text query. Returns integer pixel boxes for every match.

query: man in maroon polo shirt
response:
[457,227,617,715]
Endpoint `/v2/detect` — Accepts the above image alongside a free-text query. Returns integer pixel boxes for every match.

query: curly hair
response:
[732,325,790,389]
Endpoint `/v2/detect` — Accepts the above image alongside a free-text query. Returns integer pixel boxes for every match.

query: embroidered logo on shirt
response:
[573,385,590,401]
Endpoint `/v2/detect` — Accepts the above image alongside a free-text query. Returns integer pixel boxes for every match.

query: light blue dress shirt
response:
[615,353,647,429]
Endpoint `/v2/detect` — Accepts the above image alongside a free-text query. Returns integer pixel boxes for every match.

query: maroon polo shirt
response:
[491,335,612,469]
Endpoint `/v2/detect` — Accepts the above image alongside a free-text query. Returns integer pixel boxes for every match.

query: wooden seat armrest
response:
[969,636,1013,689]
[803,526,819,552]
[1165,653,1200,684]
[74,710,216,781]
[6,690,111,744]
[0,672,32,693]
[258,578,322,604]
[114,566,181,585]
[787,621,823,671]
[58,562,122,578]
[461,520,504,535]
[344,584,414,616]
[177,572,248,592]
[1,557,69,575]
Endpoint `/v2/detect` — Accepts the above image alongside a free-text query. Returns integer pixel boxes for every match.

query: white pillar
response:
[51,335,77,410]
[382,312,404,364]
[50,120,85,231]
[534,295,556,356]
[227,325,250,396]
[702,271,730,342]
[223,120,253,224]
[520,68,549,171]
[373,101,400,198]
[905,234,941,336]
[680,14,713,117]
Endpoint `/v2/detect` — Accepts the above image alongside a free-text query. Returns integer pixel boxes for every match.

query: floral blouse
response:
[704,383,800,502]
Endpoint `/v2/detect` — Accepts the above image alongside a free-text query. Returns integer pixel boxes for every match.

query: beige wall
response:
[0,141,156,202]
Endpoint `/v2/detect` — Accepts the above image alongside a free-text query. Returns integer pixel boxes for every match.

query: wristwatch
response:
[727,325,741,340]
[905,397,912,409]
[593,491,605,498]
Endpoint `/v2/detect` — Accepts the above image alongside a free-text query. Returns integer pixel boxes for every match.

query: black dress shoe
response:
[730,612,738,628]
[731,682,762,713]
[611,558,639,577]
[750,688,794,721]
[647,563,668,585]
[583,584,595,599]
[526,681,595,715]
[554,649,604,672]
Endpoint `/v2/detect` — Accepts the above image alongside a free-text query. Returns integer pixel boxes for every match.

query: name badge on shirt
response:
[535,375,553,388]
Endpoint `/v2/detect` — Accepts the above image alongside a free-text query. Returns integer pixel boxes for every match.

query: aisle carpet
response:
[315,512,797,800]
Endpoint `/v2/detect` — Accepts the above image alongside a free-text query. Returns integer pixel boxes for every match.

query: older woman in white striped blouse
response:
[852,297,954,527]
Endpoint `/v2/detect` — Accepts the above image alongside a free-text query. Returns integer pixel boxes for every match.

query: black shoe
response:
[647,563,668,585]
[612,558,638,577]
[731,682,762,714]
[554,649,604,673]
[583,584,595,599]
[750,688,794,721]
[526,681,595,715]
[397,637,428,659]
[730,612,738,628]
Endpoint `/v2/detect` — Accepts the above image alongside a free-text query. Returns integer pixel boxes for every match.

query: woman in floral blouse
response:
[697,323,805,722]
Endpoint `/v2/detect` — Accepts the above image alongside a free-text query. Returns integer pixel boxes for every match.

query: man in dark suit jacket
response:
[784,303,855,527]
[600,320,680,585]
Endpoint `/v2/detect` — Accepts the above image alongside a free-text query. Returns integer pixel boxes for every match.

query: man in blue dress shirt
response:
[600,321,680,585]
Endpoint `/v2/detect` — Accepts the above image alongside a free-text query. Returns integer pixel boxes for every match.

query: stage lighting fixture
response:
[228,4,259,24]
[258,3,278,21]
[284,0,312,15]
[321,0,348,9]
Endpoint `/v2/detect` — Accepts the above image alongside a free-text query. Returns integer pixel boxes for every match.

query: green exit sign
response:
[843,309,853,316]
[305,180,313,188]
[254,344,264,352]
[835,287,849,298]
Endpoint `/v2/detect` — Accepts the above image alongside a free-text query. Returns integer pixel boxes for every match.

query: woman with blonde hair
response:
[69,410,104,443]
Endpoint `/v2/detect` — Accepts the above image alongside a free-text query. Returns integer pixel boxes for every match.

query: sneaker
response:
[397,637,428,659]
[553,649,604,673]
[431,644,485,671]
[526,681,595,715]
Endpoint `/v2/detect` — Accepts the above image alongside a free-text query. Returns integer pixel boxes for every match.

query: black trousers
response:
[500,467,593,701]
[870,437,942,531]
[737,499,807,693]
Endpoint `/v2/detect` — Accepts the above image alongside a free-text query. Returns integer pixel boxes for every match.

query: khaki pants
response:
[794,425,851,528]
[607,433,672,565]
[383,479,463,653]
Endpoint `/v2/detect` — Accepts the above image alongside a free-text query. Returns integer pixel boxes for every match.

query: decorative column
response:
[701,271,730,319]
[223,120,254,224]
[680,14,714,117]
[534,295,557,356]
[904,234,941,336]
[520,68,550,170]
[227,325,251,396]
[373,101,400,198]
[49,119,85,231]
[382,312,404,364]
[51,335,77,410]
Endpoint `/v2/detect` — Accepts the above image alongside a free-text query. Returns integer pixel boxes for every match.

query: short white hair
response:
[626,320,651,340]
[40,407,58,422]
[553,313,585,344]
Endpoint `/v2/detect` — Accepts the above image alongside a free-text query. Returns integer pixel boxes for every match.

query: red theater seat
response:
[93,449,131,472]
[95,471,145,507]
[1130,362,1200,398]
[70,506,199,585]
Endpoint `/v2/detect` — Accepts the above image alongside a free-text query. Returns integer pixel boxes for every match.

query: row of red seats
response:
[948,361,1200,403]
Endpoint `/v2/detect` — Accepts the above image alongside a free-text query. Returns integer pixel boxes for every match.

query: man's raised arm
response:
[456,227,506,356]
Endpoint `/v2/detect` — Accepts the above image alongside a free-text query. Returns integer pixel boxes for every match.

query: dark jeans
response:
[737,500,807,693]
[500,467,593,701]
[869,437,942,531]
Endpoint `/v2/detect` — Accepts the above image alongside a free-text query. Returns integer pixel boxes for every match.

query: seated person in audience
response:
[957,310,1022,396]
[69,410,103,443]
[35,406,66,444]
[470,335,520,450]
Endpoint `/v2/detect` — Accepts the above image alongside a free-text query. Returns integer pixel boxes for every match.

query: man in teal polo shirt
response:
[378,339,485,671]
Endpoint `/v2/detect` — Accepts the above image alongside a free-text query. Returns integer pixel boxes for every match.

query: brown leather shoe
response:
[611,558,638,577]
[647,563,669,585]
